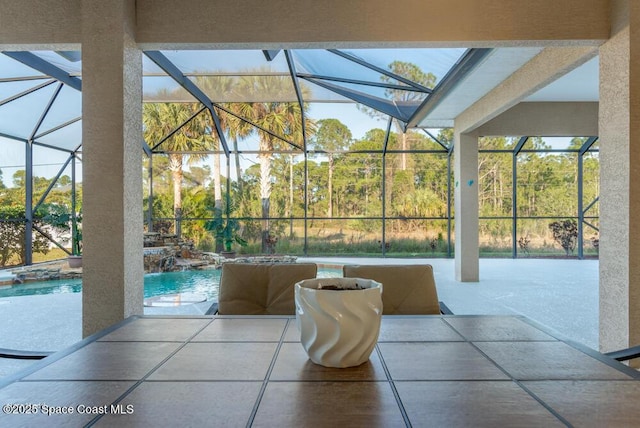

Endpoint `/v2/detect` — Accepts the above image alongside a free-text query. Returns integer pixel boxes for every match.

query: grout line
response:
[514,381,573,427]
[0,316,141,389]
[374,345,412,427]
[244,318,289,427]
[441,316,573,426]
[84,317,216,427]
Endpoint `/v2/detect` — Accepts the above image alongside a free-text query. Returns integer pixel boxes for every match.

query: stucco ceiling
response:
[524,56,599,102]
[417,48,599,128]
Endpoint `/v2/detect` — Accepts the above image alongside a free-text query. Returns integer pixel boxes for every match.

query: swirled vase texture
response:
[295,278,383,368]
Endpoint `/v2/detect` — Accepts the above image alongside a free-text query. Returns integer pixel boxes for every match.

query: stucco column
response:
[453,131,479,282]
[81,0,143,336]
[599,0,640,354]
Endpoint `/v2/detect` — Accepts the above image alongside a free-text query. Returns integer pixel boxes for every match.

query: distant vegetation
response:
[0,61,599,267]
[0,128,599,267]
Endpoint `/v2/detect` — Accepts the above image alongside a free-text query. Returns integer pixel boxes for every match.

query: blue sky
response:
[3,48,458,187]
[0,101,384,188]
[0,48,584,188]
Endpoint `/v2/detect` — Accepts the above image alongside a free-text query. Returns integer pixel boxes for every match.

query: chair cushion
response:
[343,264,440,315]
[218,263,317,315]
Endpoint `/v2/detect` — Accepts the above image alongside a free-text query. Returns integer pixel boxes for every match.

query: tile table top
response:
[1,314,638,427]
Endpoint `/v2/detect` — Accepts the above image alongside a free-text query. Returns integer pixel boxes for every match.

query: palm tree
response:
[234,74,312,252]
[225,109,254,194]
[192,75,236,212]
[143,102,210,238]
[193,75,260,218]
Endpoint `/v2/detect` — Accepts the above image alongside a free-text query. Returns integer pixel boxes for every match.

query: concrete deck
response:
[0,258,598,378]
[304,258,598,349]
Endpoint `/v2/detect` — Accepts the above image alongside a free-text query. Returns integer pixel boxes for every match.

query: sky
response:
[0,122,585,189]
[0,48,585,188]
[0,101,383,188]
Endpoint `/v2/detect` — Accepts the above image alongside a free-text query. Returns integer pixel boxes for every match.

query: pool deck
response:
[0,257,598,378]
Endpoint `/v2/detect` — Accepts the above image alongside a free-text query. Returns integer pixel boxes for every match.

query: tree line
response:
[0,126,600,265]
[0,59,600,265]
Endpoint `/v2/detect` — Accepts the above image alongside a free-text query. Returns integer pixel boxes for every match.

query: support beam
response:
[284,50,311,256]
[381,118,393,257]
[0,0,81,45]
[577,137,598,259]
[328,49,432,92]
[134,0,609,47]
[453,131,479,281]
[2,52,82,91]
[81,0,143,337]
[300,77,413,122]
[407,48,492,128]
[262,50,281,61]
[144,50,230,156]
[475,102,599,137]
[24,139,33,265]
[512,137,528,258]
[599,0,640,360]
[0,79,56,107]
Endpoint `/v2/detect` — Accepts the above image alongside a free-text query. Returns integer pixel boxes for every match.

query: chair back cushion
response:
[218,263,317,315]
[343,264,440,315]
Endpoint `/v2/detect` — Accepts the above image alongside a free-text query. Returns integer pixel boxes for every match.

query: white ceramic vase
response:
[294,277,383,368]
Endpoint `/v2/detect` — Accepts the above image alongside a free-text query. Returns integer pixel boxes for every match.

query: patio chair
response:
[218,262,317,315]
[342,264,451,315]
[604,345,640,362]
[0,347,53,360]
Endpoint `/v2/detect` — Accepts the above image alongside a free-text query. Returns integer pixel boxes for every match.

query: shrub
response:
[548,219,578,256]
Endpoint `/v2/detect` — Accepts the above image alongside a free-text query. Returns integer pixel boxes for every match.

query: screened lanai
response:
[5,0,640,371]
[0,47,599,267]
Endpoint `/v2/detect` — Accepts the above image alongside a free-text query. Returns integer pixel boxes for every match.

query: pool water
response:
[0,266,342,300]
[0,280,83,298]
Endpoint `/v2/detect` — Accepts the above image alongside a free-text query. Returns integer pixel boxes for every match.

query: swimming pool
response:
[0,266,343,300]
